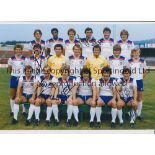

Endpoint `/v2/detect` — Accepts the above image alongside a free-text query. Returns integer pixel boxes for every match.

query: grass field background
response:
[0,68,155,130]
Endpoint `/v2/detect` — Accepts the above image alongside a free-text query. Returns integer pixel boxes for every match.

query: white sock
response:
[130,109,136,123]
[111,108,117,123]
[46,106,53,121]
[136,101,143,116]
[13,103,19,120]
[52,105,59,121]
[117,109,123,123]
[67,105,73,121]
[22,104,26,113]
[10,99,15,113]
[73,106,79,122]
[27,104,35,120]
[96,107,102,122]
[90,107,96,122]
[34,106,40,120]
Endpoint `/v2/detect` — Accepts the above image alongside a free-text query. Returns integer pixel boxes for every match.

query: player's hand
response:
[29,97,35,104]
[15,97,20,103]
[72,99,77,105]
[91,100,96,107]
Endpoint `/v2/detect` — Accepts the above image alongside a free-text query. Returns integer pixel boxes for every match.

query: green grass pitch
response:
[0,68,155,130]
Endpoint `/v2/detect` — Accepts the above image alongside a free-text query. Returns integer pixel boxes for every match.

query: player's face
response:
[34,32,42,40]
[121,34,128,41]
[55,47,62,56]
[113,50,121,57]
[82,72,89,80]
[43,68,50,78]
[104,31,110,39]
[15,48,22,56]
[25,69,32,77]
[34,47,41,57]
[132,51,140,59]
[52,31,58,38]
[73,47,81,56]
[123,72,130,80]
[62,70,69,79]
[68,31,75,40]
[102,72,110,80]
[85,30,93,39]
[93,48,101,57]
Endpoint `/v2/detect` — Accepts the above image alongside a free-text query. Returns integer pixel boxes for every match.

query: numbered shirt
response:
[57,76,77,96]
[128,58,147,80]
[108,55,127,78]
[96,77,115,96]
[8,55,26,77]
[26,55,47,77]
[46,38,64,56]
[117,77,137,98]
[19,76,37,95]
[117,40,135,60]
[80,37,96,58]
[68,55,85,78]
[76,77,96,96]
[37,75,57,95]
[98,38,115,59]
[65,39,79,57]
[29,40,46,56]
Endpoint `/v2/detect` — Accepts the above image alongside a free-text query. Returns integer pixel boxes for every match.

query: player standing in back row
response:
[117,29,134,60]
[29,29,46,57]
[46,28,64,57]
[98,27,115,59]
[80,27,96,58]
[65,28,79,57]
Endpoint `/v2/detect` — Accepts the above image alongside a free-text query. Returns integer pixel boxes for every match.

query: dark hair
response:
[24,65,33,73]
[122,68,131,75]
[51,28,58,33]
[101,67,112,75]
[84,27,93,33]
[93,44,101,52]
[120,29,129,37]
[80,67,91,78]
[68,28,76,35]
[14,44,23,51]
[33,44,42,50]
[54,44,63,51]
[33,29,42,36]
[73,44,81,50]
[113,44,121,51]
[103,27,111,33]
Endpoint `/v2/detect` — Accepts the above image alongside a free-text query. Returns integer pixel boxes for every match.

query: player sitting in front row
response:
[12,65,37,124]
[96,67,117,128]
[116,68,137,128]
[34,65,58,126]
[72,68,97,127]
[54,65,78,126]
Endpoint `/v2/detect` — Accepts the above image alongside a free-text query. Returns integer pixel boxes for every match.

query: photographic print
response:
[0,22,155,130]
